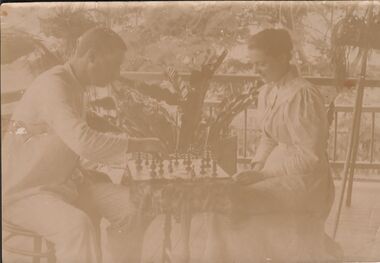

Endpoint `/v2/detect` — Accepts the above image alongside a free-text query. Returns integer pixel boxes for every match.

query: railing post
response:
[370,112,375,163]
[333,8,374,235]
[333,111,338,162]
[243,109,248,158]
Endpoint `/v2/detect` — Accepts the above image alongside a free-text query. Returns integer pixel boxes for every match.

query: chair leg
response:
[33,236,42,263]
[46,241,56,263]
[95,223,103,263]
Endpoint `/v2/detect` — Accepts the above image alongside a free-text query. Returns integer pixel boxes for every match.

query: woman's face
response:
[249,49,289,83]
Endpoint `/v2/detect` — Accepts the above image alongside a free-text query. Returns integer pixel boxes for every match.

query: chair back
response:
[3,219,56,263]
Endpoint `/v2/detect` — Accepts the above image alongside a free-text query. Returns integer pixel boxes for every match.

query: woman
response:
[200,28,339,263]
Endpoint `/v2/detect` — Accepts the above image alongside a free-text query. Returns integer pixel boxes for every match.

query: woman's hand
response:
[232,170,263,185]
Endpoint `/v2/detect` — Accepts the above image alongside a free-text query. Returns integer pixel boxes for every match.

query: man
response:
[2,27,167,263]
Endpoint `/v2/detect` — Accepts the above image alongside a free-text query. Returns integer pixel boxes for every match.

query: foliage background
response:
[1,2,380,175]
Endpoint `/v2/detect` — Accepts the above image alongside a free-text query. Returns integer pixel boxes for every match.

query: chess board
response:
[127,154,229,181]
[124,153,234,218]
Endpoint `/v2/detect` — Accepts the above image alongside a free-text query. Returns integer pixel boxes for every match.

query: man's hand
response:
[250,160,265,172]
[159,80,181,105]
[232,170,263,185]
[160,80,177,94]
[128,138,169,158]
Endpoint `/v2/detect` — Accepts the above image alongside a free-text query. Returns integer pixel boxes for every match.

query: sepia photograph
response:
[1,1,380,262]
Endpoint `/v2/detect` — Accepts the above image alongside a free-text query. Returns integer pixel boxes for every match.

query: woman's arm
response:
[234,83,329,214]
[252,85,278,166]
[282,84,328,177]
[252,131,278,166]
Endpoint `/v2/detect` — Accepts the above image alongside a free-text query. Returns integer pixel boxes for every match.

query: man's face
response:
[87,49,125,86]
[249,49,287,83]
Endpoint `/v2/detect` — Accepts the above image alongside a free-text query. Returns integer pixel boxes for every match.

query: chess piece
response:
[168,158,173,173]
[121,153,132,186]
[212,158,217,177]
[186,152,192,172]
[187,151,192,164]
[150,157,157,178]
[200,158,206,176]
[145,153,150,166]
[136,152,142,170]
[159,158,164,177]
[205,150,211,168]
[174,152,179,166]
[190,165,196,179]
[183,152,188,166]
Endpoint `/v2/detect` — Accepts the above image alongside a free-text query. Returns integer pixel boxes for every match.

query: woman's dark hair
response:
[248,29,293,59]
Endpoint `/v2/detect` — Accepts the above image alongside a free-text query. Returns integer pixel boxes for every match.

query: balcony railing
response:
[218,104,380,174]
[118,71,380,180]
[2,71,380,180]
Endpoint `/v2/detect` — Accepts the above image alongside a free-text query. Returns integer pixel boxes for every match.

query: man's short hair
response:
[76,26,127,57]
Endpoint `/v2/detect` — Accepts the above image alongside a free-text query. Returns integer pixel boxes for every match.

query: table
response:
[126,157,233,263]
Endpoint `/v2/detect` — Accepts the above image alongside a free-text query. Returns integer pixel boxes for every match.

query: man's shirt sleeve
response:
[40,79,129,165]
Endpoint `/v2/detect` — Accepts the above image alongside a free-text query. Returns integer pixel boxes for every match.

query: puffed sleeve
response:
[282,82,328,176]
[40,79,130,165]
[237,83,329,214]
[252,85,278,164]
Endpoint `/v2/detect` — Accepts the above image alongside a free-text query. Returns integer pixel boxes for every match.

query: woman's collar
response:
[268,65,302,110]
[271,64,299,88]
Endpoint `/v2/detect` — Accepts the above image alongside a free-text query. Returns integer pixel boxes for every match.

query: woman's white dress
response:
[142,67,336,262]
[250,66,334,219]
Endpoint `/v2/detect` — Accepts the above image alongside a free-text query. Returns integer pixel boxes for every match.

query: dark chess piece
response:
[159,158,164,177]
[212,158,217,177]
[168,158,173,173]
[174,152,179,166]
[136,152,142,170]
[205,150,211,168]
[200,159,206,176]
[182,153,188,166]
[188,151,192,163]
[186,152,192,172]
[190,165,196,179]
[150,158,157,178]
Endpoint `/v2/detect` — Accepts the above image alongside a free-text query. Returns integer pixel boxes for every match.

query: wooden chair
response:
[3,220,56,263]
[3,213,102,263]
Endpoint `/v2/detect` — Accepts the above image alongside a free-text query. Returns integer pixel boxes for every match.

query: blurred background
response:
[1,2,380,261]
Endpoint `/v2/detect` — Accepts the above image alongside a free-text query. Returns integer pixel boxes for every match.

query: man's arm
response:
[40,81,166,165]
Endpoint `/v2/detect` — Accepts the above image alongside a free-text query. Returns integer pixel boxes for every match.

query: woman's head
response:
[248,29,293,83]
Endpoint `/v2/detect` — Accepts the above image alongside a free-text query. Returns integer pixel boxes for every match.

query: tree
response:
[39,5,97,59]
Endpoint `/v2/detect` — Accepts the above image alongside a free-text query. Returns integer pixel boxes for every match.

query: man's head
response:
[73,26,126,86]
